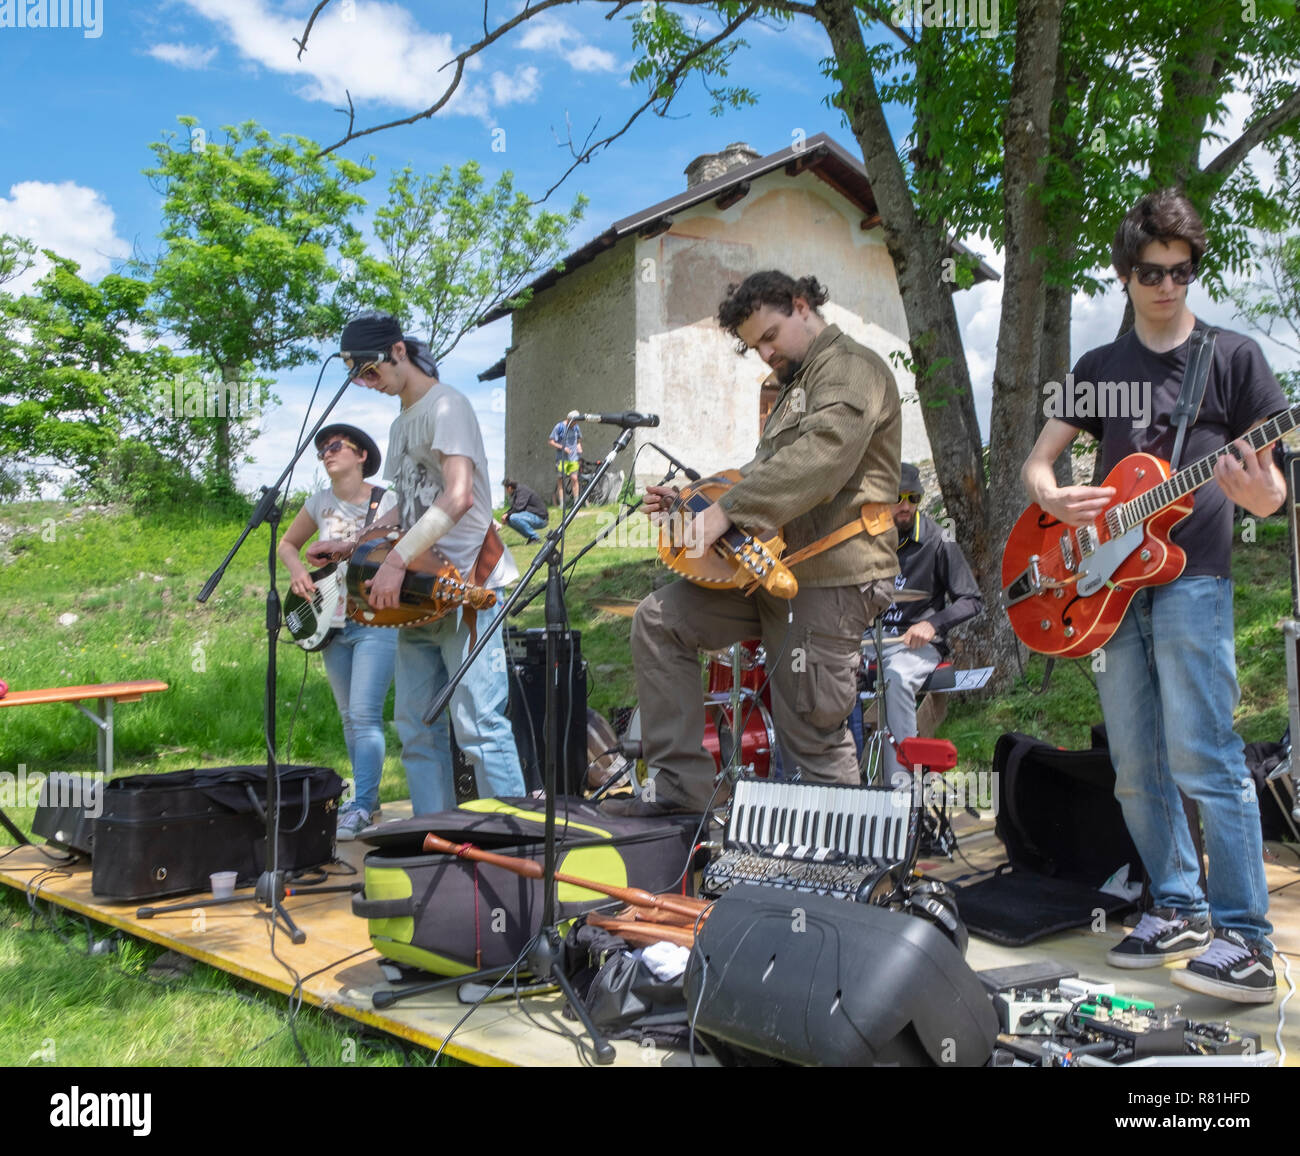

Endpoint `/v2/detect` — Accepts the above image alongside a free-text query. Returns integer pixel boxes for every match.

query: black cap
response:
[315,423,382,478]
[899,462,922,495]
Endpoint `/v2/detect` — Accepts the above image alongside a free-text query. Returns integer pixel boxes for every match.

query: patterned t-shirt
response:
[385,381,518,587]
[302,484,397,623]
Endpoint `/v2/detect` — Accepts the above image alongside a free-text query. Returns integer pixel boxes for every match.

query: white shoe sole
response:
[1106,941,1211,968]
[1170,967,1276,1004]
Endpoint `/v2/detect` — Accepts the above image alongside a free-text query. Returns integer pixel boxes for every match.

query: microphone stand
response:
[510,442,696,617]
[373,425,640,1065]
[136,363,360,942]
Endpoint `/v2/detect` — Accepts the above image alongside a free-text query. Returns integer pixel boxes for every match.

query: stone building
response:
[480,134,995,500]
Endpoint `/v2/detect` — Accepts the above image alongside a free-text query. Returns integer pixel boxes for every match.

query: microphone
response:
[576,411,660,428]
[341,350,390,373]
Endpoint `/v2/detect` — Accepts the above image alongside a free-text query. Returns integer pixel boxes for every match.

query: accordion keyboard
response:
[703,778,911,901]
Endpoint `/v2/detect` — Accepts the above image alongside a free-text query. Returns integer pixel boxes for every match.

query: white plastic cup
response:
[210,871,238,899]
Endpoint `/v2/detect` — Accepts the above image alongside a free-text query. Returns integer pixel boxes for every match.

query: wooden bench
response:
[0,680,169,775]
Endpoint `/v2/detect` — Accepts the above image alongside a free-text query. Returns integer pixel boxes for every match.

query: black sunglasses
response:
[1131,260,1197,287]
[898,491,922,504]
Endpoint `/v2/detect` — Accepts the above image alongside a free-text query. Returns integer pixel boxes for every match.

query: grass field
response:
[0,497,1295,1066]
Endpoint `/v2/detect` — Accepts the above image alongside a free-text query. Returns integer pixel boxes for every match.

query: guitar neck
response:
[1116,403,1300,532]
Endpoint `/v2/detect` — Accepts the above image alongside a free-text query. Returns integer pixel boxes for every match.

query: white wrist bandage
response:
[392,505,456,563]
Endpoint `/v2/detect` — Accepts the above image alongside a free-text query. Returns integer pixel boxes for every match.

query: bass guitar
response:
[657,470,799,599]
[283,563,346,651]
[345,523,496,628]
[1002,402,1300,658]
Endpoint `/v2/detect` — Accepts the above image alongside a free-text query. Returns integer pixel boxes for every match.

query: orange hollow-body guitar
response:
[657,470,799,599]
[1003,401,1300,658]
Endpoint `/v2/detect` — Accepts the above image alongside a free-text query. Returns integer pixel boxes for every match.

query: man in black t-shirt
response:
[1021,189,1287,1004]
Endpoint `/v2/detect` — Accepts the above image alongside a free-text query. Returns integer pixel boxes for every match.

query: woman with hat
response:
[278,424,398,840]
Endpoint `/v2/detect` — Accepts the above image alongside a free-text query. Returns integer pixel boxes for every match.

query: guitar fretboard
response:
[1113,403,1300,535]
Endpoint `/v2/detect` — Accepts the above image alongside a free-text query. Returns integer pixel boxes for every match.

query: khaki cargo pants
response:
[630,578,894,810]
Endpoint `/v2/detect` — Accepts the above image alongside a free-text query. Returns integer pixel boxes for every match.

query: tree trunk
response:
[817,0,992,608]
[984,0,1065,682]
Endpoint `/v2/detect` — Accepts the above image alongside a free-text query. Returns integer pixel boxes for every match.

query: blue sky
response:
[0,1,1293,499]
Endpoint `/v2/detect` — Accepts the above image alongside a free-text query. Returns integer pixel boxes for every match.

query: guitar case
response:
[91,765,345,901]
[953,728,1203,945]
[352,797,697,977]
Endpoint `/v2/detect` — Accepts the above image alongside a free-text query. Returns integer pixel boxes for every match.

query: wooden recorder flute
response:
[420,832,710,923]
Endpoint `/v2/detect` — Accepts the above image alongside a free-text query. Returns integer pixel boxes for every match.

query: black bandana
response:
[341,313,403,354]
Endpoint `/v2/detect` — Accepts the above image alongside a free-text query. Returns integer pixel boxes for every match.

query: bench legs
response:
[73,697,114,776]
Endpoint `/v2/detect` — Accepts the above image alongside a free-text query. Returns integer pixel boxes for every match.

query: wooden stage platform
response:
[3,805,1298,1067]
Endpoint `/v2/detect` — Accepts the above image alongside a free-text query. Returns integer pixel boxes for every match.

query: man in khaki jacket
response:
[604,271,901,816]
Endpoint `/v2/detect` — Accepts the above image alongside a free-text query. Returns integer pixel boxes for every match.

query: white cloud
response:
[517,13,621,73]
[177,0,535,118]
[0,181,130,294]
[148,42,218,69]
[568,44,619,73]
[491,66,540,105]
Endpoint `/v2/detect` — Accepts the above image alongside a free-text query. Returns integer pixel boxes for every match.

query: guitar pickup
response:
[1002,555,1043,607]
[1059,532,1076,573]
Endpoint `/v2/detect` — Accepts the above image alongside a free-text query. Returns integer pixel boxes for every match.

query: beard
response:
[773,353,804,385]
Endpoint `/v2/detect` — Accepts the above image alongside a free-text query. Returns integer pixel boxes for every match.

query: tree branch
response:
[293,0,332,60]
[1203,84,1300,180]
[306,0,595,156]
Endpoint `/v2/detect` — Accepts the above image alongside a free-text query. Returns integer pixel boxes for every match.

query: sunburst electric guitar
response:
[1002,402,1300,658]
[657,470,799,599]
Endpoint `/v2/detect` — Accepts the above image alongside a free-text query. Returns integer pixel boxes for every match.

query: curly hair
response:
[1111,189,1207,277]
[716,271,829,344]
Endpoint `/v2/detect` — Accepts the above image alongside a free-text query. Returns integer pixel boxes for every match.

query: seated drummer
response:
[602,270,902,817]
[873,462,983,743]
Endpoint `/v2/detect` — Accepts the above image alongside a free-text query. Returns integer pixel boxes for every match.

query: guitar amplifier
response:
[452,627,587,799]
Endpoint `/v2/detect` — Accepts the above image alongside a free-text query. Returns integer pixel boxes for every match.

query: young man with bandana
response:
[310,312,525,815]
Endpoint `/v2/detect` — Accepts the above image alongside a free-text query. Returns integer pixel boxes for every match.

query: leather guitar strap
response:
[1169,326,1217,471]
[462,525,506,650]
[782,502,894,569]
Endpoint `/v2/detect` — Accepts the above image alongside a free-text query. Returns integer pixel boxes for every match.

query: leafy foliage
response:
[140,118,373,488]
[0,249,221,509]
[351,162,586,362]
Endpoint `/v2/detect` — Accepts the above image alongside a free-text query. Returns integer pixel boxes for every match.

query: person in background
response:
[873,462,983,743]
[502,477,548,544]
[548,411,583,504]
[278,423,397,840]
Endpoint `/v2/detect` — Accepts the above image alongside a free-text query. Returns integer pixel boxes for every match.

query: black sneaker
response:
[1171,930,1276,1004]
[1106,907,1212,968]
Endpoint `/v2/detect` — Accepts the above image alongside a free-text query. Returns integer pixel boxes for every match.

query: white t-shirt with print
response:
[384,381,518,588]
[302,484,397,624]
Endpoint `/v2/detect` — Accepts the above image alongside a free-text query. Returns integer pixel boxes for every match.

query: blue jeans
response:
[320,619,398,816]
[1096,577,1271,944]
[505,511,546,541]
[394,594,524,815]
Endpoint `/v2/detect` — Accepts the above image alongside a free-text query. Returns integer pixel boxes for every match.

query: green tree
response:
[294,0,1300,681]
[1232,229,1300,401]
[0,248,213,504]
[352,161,587,362]
[140,117,373,495]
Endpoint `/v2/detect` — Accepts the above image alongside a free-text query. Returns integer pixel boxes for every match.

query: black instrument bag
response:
[91,765,345,901]
[352,797,697,977]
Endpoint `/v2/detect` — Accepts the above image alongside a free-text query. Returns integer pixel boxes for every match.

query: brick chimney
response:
[684,142,760,189]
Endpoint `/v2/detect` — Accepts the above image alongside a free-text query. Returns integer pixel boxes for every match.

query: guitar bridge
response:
[1060,531,1076,573]
[1002,555,1043,607]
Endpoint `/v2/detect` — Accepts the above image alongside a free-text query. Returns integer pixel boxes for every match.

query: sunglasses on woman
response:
[1131,260,1197,287]
[317,439,358,459]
